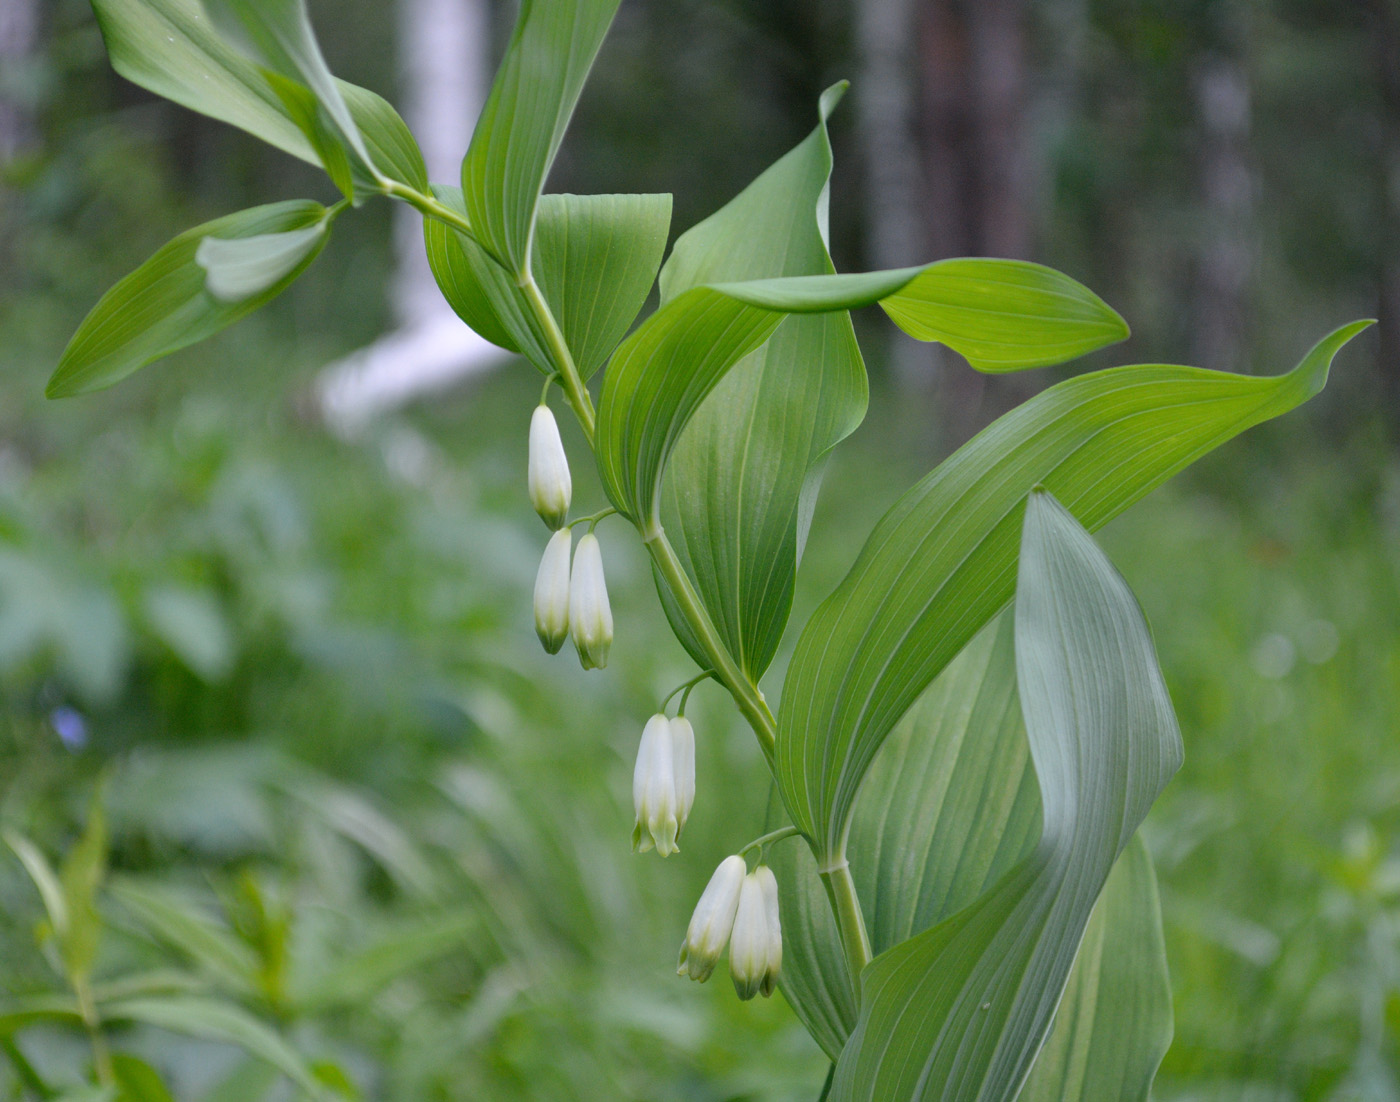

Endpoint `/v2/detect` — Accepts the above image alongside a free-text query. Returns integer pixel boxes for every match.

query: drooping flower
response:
[729,865,781,1000]
[533,527,572,654]
[677,854,746,983]
[527,404,571,529]
[633,714,679,856]
[568,532,613,670]
[669,715,695,831]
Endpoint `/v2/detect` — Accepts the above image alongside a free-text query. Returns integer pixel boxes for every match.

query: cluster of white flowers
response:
[527,400,781,1002]
[528,404,613,669]
[677,856,782,999]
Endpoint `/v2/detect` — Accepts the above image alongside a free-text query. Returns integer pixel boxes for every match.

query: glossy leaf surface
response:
[771,618,1033,1058]
[425,189,670,376]
[48,201,332,398]
[657,84,866,679]
[1018,835,1173,1102]
[461,0,623,274]
[91,0,425,189]
[597,261,1127,527]
[828,490,1182,1100]
[775,321,1371,862]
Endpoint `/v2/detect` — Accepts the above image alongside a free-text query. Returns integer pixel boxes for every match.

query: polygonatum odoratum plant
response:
[49,0,1372,1097]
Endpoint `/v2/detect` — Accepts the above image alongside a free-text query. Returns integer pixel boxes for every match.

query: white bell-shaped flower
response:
[632,714,680,856]
[533,527,572,654]
[729,865,781,1000]
[527,404,571,529]
[677,854,746,982]
[669,716,695,831]
[568,532,613,670]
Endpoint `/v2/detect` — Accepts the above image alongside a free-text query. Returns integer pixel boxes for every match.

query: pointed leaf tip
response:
[819,81,849,120]
[1291,319,1375,398]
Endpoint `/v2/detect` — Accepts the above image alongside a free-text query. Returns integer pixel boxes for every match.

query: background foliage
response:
[0,0,1396,1097]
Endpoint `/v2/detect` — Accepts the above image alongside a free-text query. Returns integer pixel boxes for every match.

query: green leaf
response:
[424,188,671,376]
[110,879,259,997]
[770,617,1035,1058]
[1018,835,1173,1102]
[90,0,425,190]
[195,221,328,303]
[112,1053,177,1102]
[597,261,1126,527]
[461,0,623,274]
[103,997,321,1095]
[141,585,236,682]
[4,830,69,941]
[58,796,108,982]
[0,993,84,1036]
[774,320,1372,862]
[48,200,333,399]
[827,490,1182,1100]
[534,193,672,379]
[202,0,373,176]
[656,84,867,679]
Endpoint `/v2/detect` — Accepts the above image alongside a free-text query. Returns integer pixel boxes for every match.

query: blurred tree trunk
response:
[856,0,930,390]
[914,0,1032,436]
[0,0,38,162]
[1191,52,1254,372]
[1373,0,1400,431]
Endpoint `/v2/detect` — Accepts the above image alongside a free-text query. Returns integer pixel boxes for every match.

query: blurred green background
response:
[1,0,1398,1098]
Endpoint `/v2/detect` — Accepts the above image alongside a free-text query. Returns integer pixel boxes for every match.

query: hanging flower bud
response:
[527,404,571,529]
[669,715,695,833]
[632,714,679,856]
[533,527,572,654]
[677,855,746,982]
[729,865,782,1000]
[568,532,613,670]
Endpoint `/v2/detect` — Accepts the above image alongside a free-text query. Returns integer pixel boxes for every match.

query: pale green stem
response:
[739,825,802,865]
[644,527,776,763]
[74,978,113,1087]
[820,857,873,1000]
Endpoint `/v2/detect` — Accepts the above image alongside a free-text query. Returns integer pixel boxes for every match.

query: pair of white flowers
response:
[632,713,695,856]
[678,856,782,1000]
[530,405,613,669]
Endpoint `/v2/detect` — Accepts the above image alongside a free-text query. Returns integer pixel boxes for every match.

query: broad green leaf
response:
[770,618,1035,1058]
[774,321,1372,862]
[4,830,69,940]
[534,193,672,379]
[110,879,259,996]
[461,0,623,274]
[104,997,321,1094]
[202,0,373,176]
[828,490,1182,1100]
[58,797,107,981]
[195,221,328,303]
[48,200,334,398]
[90,0,426,190]
[1019,835,1173,1102]
[0,993,83,1035]
[656,85,867,679]
[425,188,671,376]
[112,1053,177,1102]
[596,261,1126,527]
